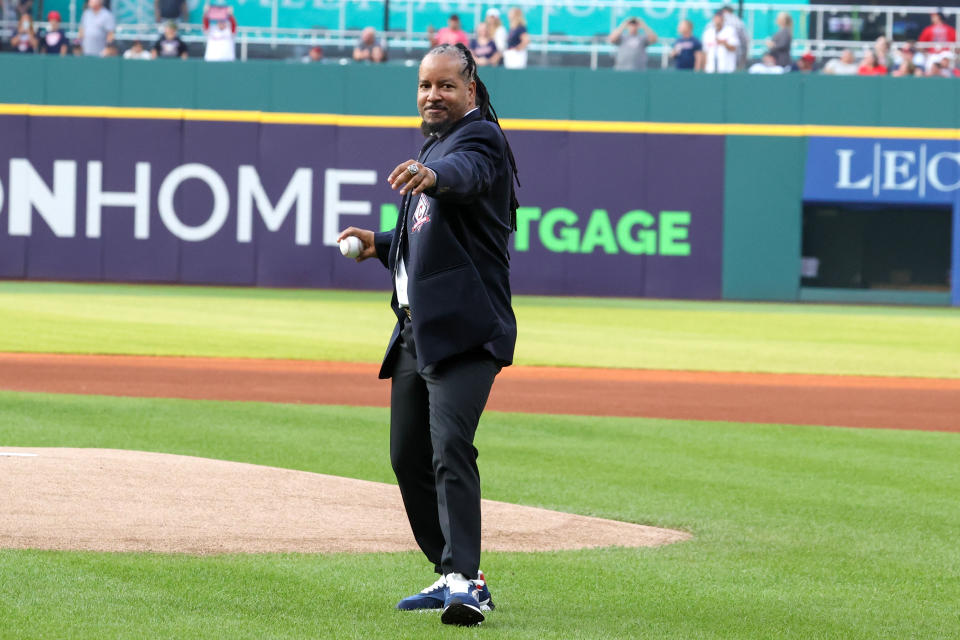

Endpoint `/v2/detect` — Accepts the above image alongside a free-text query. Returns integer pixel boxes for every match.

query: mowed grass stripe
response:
[1,281,958,378]
[1,391,958,639]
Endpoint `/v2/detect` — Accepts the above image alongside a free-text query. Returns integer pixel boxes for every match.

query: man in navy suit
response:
[338,43,520,627]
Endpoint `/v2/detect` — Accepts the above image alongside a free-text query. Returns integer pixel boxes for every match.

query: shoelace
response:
[421,576,447,594]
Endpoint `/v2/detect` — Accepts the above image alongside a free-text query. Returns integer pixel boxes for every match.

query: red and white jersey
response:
[204,14,237,61]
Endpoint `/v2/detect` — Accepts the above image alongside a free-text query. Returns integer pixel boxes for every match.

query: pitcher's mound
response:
[0,448,690,554]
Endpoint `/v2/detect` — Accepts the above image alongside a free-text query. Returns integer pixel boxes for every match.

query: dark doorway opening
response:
[801,203,951,291]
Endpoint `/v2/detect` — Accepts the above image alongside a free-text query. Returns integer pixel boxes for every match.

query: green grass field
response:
[1,281,959,639]
[1,281,959,377]
[2,391,959,639]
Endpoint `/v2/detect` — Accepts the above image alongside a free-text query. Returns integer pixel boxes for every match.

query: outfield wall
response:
[0,55,957,305]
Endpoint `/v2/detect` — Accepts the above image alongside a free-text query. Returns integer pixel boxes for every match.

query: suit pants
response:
[389,317,501,577]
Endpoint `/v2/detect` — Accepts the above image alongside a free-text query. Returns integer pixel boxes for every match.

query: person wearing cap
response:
[919,12,957,56]
[203,1,237,62]
[154,0,187,25]
[484,8,507,54]
[794,51,816,72]
[303,45,323,63]
[37,10,68,55]
[353,26,385,63]
[434,13,469,46]
[609,16,658,71]
[77,0,115,56]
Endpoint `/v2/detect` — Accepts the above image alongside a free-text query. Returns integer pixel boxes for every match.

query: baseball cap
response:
[47,10,61,20]
[485,8,500,19]
[801,52,815,63]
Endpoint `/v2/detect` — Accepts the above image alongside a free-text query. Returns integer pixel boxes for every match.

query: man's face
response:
[841,49,854,64]
[932,13,942,25]
[678,21,691,38]
[627,20,639,35]
[417,54,475,136]
[90,0,102,10]
[449,17,461,31]
[165,25,176,39]
[713,14,723,29]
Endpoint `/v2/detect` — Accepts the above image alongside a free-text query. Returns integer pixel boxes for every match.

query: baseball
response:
[339,236,362,258]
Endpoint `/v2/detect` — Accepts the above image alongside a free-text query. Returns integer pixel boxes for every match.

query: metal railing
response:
[2,2,959,68]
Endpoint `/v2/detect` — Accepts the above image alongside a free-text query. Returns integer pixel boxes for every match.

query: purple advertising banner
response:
[0,114,724,298]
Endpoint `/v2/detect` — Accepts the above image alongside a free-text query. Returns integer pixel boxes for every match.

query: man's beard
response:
[420,118,451,137]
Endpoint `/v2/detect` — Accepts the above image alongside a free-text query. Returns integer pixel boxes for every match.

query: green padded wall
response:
[2,54,958,302]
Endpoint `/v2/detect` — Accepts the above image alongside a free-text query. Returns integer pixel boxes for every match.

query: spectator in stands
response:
[748,52,785,74]
[892,41,925,75]
[155,0,187,25]
[892,58,919,77]
[353,27,385,63]
[434,14,469,47]
[765,12,793,67]
[484,8,508,56]
[78,0,116,56]
[873,36,892,70]
[927,51,958,77]
[503,7,530,69]
[101,42,119,57]
[722,5,750,69]
[302,45,323,62]
[794,51,816,73]
[10,12,37,53]
[702,10,738,73]
[203,2,237,62]
[822,49,858,75]
[153,20,188,59]
[670,19,702,71]
[470,23,500,66]
[919,12,957,56]
[38,11,68,55]
[609,16,657,71]
[123,39,152,60]
[857,50,887,76]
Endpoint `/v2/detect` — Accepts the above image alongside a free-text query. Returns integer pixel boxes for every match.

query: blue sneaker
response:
[440,573,485,626]
[475,570,495,612]
[396,575,447,611]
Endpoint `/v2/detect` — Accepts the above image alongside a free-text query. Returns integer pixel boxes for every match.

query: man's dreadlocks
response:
[426,43,521,229]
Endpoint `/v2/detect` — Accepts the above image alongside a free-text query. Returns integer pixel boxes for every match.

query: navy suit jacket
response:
[373,109,517,378]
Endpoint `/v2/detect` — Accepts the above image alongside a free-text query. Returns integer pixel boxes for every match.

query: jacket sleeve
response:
[425,121,505,202]
[374,229,394,269]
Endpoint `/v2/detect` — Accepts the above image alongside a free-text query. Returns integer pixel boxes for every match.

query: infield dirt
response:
[1,352,957,432]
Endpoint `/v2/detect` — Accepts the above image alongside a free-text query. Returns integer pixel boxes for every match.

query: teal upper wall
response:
[3,55,959,129]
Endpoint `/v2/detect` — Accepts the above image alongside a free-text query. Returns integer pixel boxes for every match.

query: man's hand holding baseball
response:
[336,227,377,262]
[388,160,437,196]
